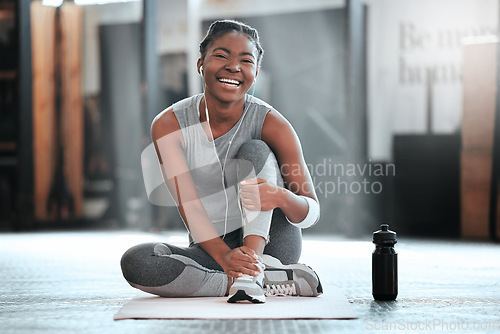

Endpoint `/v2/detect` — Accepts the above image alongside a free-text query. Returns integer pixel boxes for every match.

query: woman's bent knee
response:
[237,140,271,158]
[237,140,272,171]
[237,140,280,182]
[120,243,185,287]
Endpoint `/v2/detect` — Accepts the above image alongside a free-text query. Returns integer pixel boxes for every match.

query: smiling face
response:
[198,31,259,104]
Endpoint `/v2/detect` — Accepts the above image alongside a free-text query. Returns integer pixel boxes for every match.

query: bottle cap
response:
[373,224,397,244]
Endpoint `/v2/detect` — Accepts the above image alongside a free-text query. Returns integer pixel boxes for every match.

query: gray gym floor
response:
[1,231,499,333]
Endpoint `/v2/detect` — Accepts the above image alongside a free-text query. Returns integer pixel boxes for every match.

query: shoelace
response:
[235,258,266,282]
[264,283,297,296]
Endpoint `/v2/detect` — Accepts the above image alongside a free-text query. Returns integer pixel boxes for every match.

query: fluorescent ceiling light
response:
[74,0,140,5]
[42,0,63,6]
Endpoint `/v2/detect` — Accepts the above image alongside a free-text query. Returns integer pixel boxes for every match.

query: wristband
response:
[286,196,320,229]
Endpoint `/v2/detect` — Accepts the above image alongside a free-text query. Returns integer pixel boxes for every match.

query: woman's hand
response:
[239,178,282,211]
[221,246,262,278]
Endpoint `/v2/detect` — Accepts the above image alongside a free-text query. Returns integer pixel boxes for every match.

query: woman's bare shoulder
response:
[262,109,295,140]
[151,107,181,141]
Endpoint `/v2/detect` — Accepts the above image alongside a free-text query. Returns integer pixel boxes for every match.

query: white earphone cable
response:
[200,68,257,239]
[204,93,251,239]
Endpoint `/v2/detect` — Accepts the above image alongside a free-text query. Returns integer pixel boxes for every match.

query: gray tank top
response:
[170,93,272,235]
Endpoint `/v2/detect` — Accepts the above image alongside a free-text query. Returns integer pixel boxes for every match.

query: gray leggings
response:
[120,140,302,297]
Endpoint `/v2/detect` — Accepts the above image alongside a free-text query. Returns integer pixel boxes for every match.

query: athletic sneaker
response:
[262,254,323,297]
[227,260,266,303]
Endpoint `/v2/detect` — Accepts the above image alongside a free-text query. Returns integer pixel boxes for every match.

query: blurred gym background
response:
[0,0,499,241]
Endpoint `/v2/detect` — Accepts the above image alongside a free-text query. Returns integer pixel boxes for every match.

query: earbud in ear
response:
[199,66,204,77]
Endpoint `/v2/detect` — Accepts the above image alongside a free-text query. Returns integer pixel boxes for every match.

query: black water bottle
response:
[372,224,398,300]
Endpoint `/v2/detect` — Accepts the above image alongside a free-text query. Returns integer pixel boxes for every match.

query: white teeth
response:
[219,78,240,85]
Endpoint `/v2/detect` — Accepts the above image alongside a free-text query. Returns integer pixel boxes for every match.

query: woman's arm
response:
[240,109,319,225]
[152,109,219,241]
[151,109,260,277]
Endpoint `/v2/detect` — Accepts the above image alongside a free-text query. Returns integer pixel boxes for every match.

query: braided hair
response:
[199,19,264,67]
